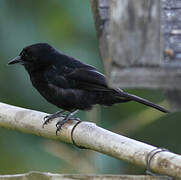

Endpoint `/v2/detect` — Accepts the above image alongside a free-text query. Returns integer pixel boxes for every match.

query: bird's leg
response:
[43,110,65,128]
[56,110,79,135]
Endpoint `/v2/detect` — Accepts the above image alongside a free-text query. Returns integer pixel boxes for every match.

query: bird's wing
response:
[45,65,111,91]
[45,67,72,88]
[66,68,112,91]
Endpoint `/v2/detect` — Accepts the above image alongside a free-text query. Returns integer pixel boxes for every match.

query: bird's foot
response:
[42,110,65,128]
[56,119,68,135]
[55,110,79,135]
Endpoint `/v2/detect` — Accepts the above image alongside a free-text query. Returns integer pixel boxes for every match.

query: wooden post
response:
[90,0,111,77]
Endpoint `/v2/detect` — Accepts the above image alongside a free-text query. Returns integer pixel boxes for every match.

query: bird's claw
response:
[56,121,65,135]
[56,121,59,128]
[56,125,62,135]
[43,115,49,120]
[42,110,79,135]
[55,117,80,135]
[42,114,56,128]
[55,117,80,128]
[42,117,51,128]
[42,112,66,128]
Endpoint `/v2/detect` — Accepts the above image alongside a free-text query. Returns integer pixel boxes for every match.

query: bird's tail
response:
[115,89,168,113]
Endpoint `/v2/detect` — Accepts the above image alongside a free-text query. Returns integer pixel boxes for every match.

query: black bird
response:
[8,43,168,134]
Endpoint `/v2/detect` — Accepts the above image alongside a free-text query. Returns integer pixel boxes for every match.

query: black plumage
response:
[8,43,168,134]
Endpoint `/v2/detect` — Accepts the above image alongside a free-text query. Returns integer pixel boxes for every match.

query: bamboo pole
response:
[0,171,171,180]
[0,102,180,178]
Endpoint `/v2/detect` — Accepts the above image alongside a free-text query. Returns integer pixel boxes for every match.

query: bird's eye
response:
[22,51,31,59]
[21,51,27,58]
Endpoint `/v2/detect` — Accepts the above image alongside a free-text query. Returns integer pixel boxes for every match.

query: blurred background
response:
[0,0,180,175]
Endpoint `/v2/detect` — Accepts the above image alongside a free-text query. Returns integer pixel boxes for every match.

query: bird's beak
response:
[8,56,23,65]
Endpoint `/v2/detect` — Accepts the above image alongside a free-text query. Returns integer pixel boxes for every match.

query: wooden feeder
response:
[90,0,181,111]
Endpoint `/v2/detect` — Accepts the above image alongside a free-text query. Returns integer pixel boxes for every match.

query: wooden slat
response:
[110,0,161,66]
[111,66,181,89]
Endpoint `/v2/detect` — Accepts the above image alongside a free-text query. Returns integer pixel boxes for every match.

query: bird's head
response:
[8,43,56,72]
